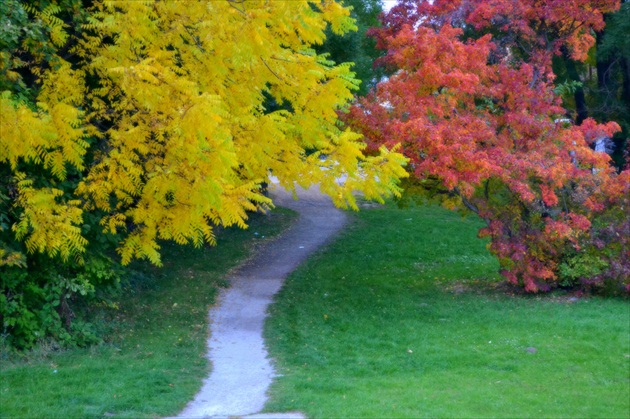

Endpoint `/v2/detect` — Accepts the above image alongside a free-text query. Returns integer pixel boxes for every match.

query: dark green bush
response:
[1,253,121,349]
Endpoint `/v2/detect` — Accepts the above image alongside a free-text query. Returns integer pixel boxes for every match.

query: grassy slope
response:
[264,204,630,418]
[0,208,297,419]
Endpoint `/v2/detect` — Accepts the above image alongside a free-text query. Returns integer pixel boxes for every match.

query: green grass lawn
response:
[264,203,630,418]
[0,208,297,419]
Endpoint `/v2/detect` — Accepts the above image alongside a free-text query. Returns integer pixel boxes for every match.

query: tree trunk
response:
[596,28,614,98]
[563,52,589,125]
[621,57,630,107]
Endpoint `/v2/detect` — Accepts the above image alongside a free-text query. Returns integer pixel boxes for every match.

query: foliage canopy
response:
[2,0,406,266]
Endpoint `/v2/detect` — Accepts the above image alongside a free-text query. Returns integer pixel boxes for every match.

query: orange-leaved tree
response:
[347,0,629,292]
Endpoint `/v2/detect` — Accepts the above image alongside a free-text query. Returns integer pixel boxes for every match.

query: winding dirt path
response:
[177,183,348,418]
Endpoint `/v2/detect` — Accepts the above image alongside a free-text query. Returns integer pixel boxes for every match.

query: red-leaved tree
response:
[347,0,629,292]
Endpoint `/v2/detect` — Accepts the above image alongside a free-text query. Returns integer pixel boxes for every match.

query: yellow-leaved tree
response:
[75,0,407,265]
[0,0,406,347]
[2,0,407,266]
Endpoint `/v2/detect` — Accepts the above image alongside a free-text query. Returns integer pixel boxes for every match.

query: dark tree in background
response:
[596,0,630,167]
[319,0,385,96]
[553,1,630,168]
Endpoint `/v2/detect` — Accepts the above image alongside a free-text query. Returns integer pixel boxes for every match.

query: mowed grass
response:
[0,208,296,419]
[264,203,630,418]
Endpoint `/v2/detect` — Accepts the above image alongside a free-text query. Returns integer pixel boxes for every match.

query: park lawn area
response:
[0,208,297,419]
[264,203,630,418]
